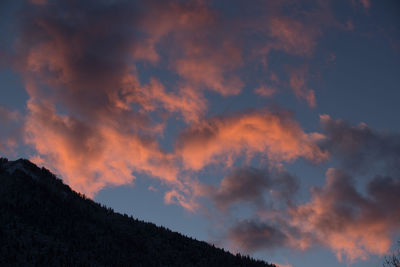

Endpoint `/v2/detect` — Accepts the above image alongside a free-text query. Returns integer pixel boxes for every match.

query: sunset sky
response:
[1,0,400,266]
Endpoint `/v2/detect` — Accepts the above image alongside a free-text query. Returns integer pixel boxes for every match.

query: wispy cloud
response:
[176,110,328,171]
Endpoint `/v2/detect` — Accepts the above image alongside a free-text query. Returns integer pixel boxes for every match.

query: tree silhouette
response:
[383,241,400,267]
[0,158,276,267]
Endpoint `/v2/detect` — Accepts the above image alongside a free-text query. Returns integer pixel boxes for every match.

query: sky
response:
[0,0,399,266]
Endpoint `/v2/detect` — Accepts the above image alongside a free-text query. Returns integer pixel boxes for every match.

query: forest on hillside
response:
[0,158,275,267]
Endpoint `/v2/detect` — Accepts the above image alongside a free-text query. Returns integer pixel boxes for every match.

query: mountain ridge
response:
[0,158,275,267]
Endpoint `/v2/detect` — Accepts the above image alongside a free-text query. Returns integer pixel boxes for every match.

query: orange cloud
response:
[131,1,244,96]
[116,74,207,123]
[223,168,400,263]
[247,1,337,107]
[267,16,320,57]
[176,110,328,171]
[289,67,316,108]
[291,168,400,262]
[220,116,400,262]
[25,99,179,197]
[132,1,214,63]
[133,1,244,96]
[173,40,243,96]
[13,0,222,202]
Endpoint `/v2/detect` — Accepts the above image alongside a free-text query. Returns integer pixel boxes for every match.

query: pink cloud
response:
[24,100,179,197]
[176,110,328,171]
[0,105,21,124]
[288,67,316,108]
[254,85,278,97]
[267,16,320,57]
[133,1,244,96]
[291,168,400,262]
[117,75,207,123]
[173,40,243,96]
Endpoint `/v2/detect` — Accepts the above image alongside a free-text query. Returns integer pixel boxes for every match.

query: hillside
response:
[0,158,275,267]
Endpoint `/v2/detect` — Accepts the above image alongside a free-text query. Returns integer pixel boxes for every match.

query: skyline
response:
[0,0,400,266]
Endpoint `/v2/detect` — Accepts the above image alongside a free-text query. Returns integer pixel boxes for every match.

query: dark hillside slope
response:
[0,158,275,267]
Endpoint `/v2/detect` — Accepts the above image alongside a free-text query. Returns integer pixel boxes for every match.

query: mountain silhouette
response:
[0,158,275,267]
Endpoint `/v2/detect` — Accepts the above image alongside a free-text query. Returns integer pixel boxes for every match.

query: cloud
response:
[132,0,215,63]
[0,105,23,155]
[225,214,315,253]
[134,1,244,96]
[217,117,400,262]
[291,168,400,262]
[247,1,339,108]
[13,0,220,196]
[164,189,199,212]
[267,16,321,57]
[320,114,400,175]
[176,110,328,171]
[301,116,400,261]
[24,100,179,196]
[173,42,243,96]
[12,2,248,199]
[224,167,400,263]
[211,167,271,210]
[16,0,211,123]
[254,85,277,97]
[211,166,299,211]
[288,67,316,108]
[359,0,371,9]
[227,220,289,251]
[251,0,334,60]
[131,78,207,123]
[0,105,20,124]
[13,0,331,202]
